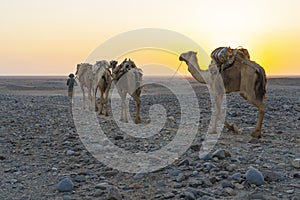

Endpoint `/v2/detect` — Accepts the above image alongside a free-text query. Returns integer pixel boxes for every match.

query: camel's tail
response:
[101,71,111,92]
[134,68,143,91]
[255,64,267,101]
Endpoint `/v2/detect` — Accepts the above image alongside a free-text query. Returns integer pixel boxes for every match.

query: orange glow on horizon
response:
[0,0,299,76]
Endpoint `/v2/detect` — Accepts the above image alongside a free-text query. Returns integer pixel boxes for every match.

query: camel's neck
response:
[185,56,207,84]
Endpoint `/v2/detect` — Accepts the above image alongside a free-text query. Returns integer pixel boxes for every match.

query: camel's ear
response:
[129,58,131,61]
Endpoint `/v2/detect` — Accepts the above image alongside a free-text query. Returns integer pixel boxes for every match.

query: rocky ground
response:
[0,77,299,200]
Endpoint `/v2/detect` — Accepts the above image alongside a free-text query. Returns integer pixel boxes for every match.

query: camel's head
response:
[121,58,137,70]
[75,63,81,75]
[95,60,109,69]
[109,60,118,70]
[179,51,197,63]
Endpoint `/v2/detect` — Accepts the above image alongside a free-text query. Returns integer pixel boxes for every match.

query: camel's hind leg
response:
[250,102,266,138]
[224,121,239,133]
[120,91,128,122]
[241,93,266,138]
[131,88,141,124]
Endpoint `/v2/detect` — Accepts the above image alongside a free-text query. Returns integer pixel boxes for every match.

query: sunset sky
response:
[1,0,299,76]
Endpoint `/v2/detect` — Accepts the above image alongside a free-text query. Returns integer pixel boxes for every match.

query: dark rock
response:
[212,149,231,160]
[169,169,182,176]
[199,153,212,161]
[114,135,124,140]
[202,177,213,187]
[133,172,145,179]
[188,180,202,188]
[223,187,236,196]
[192,171,198,176]
[293,171,300,178]
[95,182,111,190]
[66,150,74,156]
[176,173,185,182]
[232,172,242,181]
[190,144,200,151]
[263,170,285,182]
[155,181,166,188]
[178,159,189,166]
[182,191,196,200]
[246,167,265,186]
[107,186,122,200]
[185,187,200,198]
[216,171,229,178]
[62,195,71,200]
[209,176,217,184]
[163,192,175,199]
[93,190,105,197]
[212,149,226,159]
[226,164,236,172]
[247,193,267,200]
[103,170,119,177]
[203,162,216,171]
[56,177,74,192]
[74,174,86,182]
[173,183,184,188]
[292,158,300,168]
[221,180,234,188]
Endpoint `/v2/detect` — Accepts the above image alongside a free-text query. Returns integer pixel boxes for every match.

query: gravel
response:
[0,77,299,199]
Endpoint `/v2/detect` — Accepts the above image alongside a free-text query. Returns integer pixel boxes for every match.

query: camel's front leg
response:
[94,88,98,112]
[81,86,86,109]
[251,104,266,138]
[88,88,93,111]
[99,91,104,115]
[209,91,225,134]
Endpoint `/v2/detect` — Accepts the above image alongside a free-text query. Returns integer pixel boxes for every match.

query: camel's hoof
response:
[134,118,141,124]
[105,113,109,116]
[99,112,103,115]
[207,129,218,134]
[251,130,262,139]
[232,124,239,133]
[120,118,128,123]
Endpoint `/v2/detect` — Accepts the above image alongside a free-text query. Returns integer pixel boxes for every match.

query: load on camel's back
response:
[211,47,250,72]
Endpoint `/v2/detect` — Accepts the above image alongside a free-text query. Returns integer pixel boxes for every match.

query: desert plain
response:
[0,76,299,199]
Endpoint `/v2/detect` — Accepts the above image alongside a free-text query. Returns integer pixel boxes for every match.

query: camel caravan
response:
[74,46,267,138]
[75,58,143,123]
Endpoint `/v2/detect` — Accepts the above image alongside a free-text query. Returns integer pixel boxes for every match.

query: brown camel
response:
[75,63,93,109]
[92,60,112,116]
[179,48,267,138]
[110,59,143,124]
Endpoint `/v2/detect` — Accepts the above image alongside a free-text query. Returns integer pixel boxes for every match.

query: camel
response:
[110,59,143,124]
[75,63,93,109]
[179,47,267,138]
[92,60,112,116]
